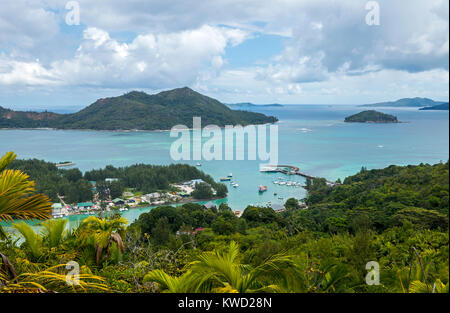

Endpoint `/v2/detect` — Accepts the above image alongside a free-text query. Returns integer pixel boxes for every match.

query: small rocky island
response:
[344,110,399,123]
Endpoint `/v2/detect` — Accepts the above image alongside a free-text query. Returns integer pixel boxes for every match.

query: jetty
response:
[260,164,337,186]
[56,162,76,168]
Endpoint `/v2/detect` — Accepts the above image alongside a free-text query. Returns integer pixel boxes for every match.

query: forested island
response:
[1,150,448,293]
[0,87,277,130]
[344,110,399,123]
[419,103,449,111]
[360,97,446,108]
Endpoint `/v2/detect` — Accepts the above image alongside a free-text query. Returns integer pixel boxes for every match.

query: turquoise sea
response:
[1,105,448,227]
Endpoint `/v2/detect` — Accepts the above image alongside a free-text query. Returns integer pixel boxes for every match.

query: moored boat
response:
[258,185,268,193]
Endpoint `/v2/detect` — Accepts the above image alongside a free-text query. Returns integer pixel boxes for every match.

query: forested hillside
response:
[1,87,277,130]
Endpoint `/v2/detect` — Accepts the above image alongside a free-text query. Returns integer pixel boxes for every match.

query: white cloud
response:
[0,56,60,86]
[0,25,250,89]
[0,0,448,106]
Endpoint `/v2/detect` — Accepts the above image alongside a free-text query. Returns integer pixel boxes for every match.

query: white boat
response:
[228,173,233,177]
[196,163,201,166]
[233,183,239,188]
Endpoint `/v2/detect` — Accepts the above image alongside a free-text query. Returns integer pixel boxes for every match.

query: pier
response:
[260,164,336,185]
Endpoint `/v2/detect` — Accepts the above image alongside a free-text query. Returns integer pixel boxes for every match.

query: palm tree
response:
[145,241,293,293]
[143,269,209,293]
[40,219,68,248]
[0,151,52,236]
[0,151,52,280]
[12,222,44,261]
[77,216,128,265]
[0,264,111,293]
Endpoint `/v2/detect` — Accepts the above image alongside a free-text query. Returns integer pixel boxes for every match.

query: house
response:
[144,192,161,202]
[203,201,216,210]
[77,202,94,210]
[112,198,125,205]
[271,204,286,213]
[184,179,205,188]
[105,178,119,183]
[52,203,63,215]
[193,227,206,234]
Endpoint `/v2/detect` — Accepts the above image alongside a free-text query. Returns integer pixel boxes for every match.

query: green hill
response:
[303,161,449,231]
[1,87,277,130]
[360,97,445,108]
[0,106,60,128]
[419,103,449,111]
[344,110,399,123]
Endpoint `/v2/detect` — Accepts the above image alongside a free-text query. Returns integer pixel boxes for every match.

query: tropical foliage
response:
[9,159,227,202]
[1,156,448,293]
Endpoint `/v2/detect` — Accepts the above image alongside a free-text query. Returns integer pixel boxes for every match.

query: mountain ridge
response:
[419,103,449,111]
[359,97,447,108]
[1,87,278,130]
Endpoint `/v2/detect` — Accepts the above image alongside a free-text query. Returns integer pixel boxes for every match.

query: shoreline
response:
[0,121,278,133]
[0,196,228,227]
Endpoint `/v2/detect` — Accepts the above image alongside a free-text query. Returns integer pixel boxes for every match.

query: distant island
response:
[226,102,283,109]
[419,103,449,111]
[0,87,277,130]
[344,110,399,123]
[359,97,447,108]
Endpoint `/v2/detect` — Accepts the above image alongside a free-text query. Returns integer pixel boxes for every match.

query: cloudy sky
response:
[0,0,448,110]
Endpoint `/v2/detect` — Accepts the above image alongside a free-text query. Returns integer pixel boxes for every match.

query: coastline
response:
[0,121,278,133]
[0,196,229,227]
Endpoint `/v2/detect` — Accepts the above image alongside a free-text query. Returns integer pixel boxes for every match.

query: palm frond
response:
[0,151,17,172]
[12,222,43,260]
[40,219,68,248]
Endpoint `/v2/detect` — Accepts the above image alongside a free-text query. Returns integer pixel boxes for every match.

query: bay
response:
[1,105,448,227]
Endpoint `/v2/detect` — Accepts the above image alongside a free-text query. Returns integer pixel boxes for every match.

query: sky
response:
[0,0,448,111]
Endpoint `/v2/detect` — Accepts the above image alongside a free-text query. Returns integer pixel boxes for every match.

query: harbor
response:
[260,164,337,186]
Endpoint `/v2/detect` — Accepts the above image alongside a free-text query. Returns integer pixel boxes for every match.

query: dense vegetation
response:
[8,159,226,203]
[0,87,277,130]
[1,159,448,293]
[344,110,399,123]
[0,107,60,128]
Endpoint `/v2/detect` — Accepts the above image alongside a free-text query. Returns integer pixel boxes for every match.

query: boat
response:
[258,185,268,193]
[228,173,233,177]
[196,163,201,166]
[220,177,232,181]
[274,192,278,196]
[233,183,239,188]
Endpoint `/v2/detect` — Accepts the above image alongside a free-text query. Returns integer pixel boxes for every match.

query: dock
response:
[260,164,336,185]
[56,162,76,168]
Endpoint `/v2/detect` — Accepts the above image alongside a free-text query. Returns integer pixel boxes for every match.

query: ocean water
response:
[1,105,448,226]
